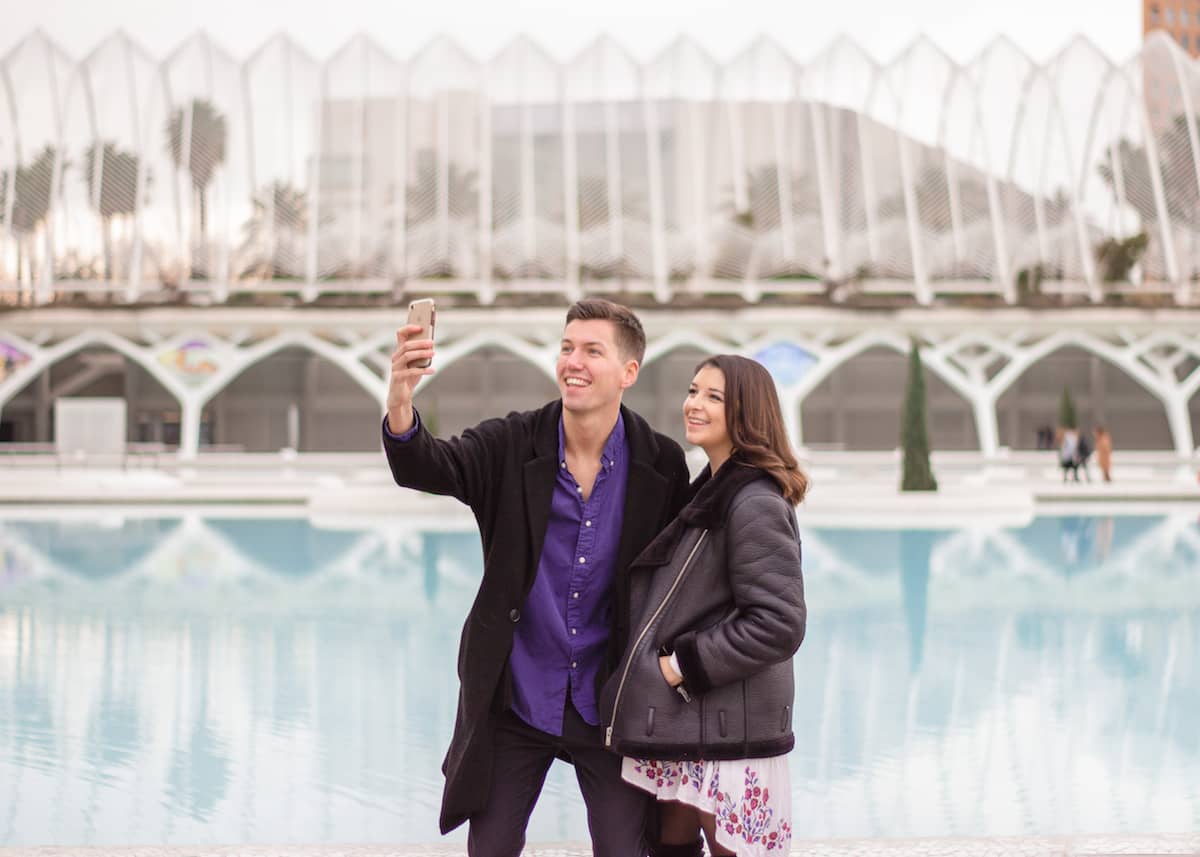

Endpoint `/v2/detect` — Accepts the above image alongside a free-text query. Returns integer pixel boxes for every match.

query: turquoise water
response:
[0,511,1197,846]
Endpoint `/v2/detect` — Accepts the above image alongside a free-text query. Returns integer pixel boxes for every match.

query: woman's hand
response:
[659,654,683,687]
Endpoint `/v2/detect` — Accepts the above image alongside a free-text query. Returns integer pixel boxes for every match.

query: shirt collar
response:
[558,412,626,471]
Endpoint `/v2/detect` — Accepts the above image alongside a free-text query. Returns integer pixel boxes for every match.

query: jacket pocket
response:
[701,681,746,747]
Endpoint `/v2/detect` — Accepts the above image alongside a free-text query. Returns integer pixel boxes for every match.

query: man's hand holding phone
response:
[386,323,436,436]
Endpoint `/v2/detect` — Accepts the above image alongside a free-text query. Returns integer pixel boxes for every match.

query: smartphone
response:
[406,298,436,369]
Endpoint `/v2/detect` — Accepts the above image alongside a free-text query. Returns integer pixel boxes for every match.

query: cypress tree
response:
[1058,388,1077,430]
[901,340,938,492]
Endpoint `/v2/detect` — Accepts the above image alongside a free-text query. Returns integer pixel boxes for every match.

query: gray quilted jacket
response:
[599,461,805,761]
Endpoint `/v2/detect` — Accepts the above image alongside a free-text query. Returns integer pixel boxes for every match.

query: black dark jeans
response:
[467,702,652,857]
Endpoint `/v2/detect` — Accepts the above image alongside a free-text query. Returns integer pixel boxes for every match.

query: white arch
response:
[988,331,1193,455]
[642,329,733,367]
[0,328,190,412]
[415,329,558,384]
[934,58,1014,300]
[885,36,963,300]
[1001,62,1098,297]
[791,330,987,451]
[195,331,387,408]
[1182,361,1200,403]
[988,330,1167,401]
[162,331,390,458]
[791,329,967,401]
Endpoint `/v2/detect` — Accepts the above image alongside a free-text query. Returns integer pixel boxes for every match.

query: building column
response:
[1089,355,1105,428]
[212,393,225,446]
[832,372,847,448]
[998,386,1020,449]
[301,355,319,452]
[33,371,51,443]
[973,392,1000,457]
[781,389,802,451]
[124,359,140,442]
[178,398,201,461]
[1164,394,1196,458]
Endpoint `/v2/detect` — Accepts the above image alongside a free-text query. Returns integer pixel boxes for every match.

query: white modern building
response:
[1,31,1198,458]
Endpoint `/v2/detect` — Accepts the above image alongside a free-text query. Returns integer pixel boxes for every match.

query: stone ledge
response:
[3,835,1198,857]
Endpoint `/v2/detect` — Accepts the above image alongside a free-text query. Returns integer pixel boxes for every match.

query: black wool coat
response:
[382,400,690,833]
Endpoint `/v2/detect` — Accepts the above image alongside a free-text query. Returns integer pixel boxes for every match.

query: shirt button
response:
[509,608,520,623]
[571,628,577,635]
[572,592,580,599]
[560,461,566,468]
[585,520,592,527]
[576,486,583,493]
[571,661,577,669]
[578,557,586,564]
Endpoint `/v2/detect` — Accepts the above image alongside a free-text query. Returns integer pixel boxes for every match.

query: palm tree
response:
[83,141,143,280]
[1098,115,1200,229]
[166,99,227,266]
[0,146,59,282]
[239,181,308,278]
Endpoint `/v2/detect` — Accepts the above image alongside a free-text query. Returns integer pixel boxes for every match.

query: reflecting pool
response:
[0,510,1197,845]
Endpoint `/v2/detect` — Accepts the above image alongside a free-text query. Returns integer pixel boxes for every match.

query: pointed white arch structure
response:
[0,32,1197,305]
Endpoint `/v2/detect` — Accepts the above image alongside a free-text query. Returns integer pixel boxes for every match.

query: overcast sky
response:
[3,0,1142,66]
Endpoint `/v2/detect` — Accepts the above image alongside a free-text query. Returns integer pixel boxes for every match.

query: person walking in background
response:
[1075,429,1092,482]
[602,355,807,857]
[1094,426,1113,482]
[1059,426,1080,482]
[383,298,691,856]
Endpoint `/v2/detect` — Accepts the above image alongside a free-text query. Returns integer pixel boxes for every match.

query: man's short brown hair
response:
[564,298,647,364]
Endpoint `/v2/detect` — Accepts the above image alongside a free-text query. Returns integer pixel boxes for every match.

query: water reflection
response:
[0,511,1197,844]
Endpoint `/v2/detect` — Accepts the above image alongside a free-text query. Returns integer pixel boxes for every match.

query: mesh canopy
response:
[0,31,1197,305]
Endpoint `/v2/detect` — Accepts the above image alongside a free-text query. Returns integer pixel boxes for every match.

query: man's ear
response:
[621,359,640,390]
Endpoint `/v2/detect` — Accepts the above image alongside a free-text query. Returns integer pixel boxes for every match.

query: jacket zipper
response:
[605,530,709,748]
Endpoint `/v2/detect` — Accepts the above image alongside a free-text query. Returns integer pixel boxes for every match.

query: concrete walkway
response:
[2,443,1199,529]
[3,834,1199,856]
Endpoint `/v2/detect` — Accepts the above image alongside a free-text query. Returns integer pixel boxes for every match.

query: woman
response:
[600,355,807,857]
[1094,426,1113,482]
[1059,426,1080,482]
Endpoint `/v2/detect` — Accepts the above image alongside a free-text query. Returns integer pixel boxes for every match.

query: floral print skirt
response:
[621,756,792,855]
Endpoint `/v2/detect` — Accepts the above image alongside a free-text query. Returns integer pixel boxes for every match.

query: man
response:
[383,298,690,856]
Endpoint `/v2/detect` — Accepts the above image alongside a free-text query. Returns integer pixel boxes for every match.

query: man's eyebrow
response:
[561,339,608,348]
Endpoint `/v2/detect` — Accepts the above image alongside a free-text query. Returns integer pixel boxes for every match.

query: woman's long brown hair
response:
[697,354,808,504]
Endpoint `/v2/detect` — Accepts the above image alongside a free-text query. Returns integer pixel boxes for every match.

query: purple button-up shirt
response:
[383,409,628,736]
[509,414,628,735]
